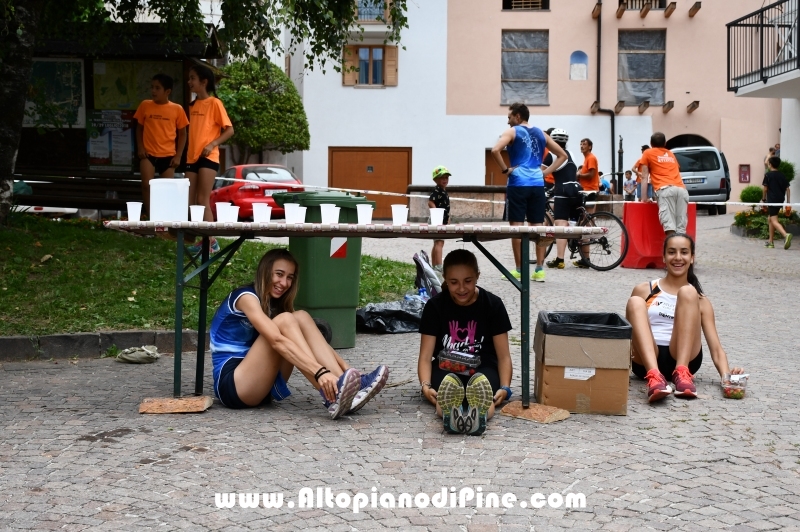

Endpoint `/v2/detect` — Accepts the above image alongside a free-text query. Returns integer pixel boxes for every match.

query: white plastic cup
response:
[391,204,409,225]
[252,203,272,223]
[320,203,340,224]
[284,203,306,224]
[568,220,577,227]
[215,202,231,222]
[190,205,205,222]
[225,206,240,222]
[126,202,143,222]
[356,204,373,224]
[430,207,445,226]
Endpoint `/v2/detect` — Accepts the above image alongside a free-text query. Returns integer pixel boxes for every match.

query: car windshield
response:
[675,151,720,173]
[241,167,297,183]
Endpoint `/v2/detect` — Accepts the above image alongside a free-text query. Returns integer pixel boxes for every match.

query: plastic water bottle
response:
[419,287,428,301]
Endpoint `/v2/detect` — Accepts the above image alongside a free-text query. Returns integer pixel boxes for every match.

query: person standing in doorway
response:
[640,132,688,236]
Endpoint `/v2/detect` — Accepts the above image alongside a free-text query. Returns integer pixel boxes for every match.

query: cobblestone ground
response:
[1,214,799,531]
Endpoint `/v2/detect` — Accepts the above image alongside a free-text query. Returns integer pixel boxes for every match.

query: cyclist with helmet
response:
[428,165,452,277]
[544,128,589,269]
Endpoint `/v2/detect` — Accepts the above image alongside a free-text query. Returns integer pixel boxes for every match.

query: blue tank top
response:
[506,125,544,187]
[209,286,261,392]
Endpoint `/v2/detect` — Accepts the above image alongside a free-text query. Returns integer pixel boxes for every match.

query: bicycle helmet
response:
[550,128,569,143]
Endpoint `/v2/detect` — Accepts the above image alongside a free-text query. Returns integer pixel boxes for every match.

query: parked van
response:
[671,146,731,215]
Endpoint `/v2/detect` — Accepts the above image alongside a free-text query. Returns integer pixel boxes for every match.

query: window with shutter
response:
[617,30,666,105]
[501,30,549,105]
[343,46,359,86]
[342,45,397,87]
[384,45,398,86]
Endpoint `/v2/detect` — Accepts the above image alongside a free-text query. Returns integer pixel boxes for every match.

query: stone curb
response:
[0,330,210,361]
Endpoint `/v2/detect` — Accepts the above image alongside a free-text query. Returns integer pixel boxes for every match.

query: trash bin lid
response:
[273,191,375,209]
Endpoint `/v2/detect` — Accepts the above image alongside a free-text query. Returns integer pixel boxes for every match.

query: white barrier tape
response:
[219,178,797,209]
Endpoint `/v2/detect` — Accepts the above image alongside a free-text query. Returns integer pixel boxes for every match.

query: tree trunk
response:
[0,0,43,225]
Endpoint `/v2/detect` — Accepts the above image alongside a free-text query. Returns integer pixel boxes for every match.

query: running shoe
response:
[573,258,591,269]
[461,406,479,435]
[546,258,565,269]
[187,238,220,255]
[765,241,775,248]
[465,373,494,436]
[321,368,362,419]
[438,373,466,434]
[672,365,697,399]
[644,368,672,403]
[348,365,389,414]
[785,234,793,250]
[501,269,522,281]
[532,269,546,283]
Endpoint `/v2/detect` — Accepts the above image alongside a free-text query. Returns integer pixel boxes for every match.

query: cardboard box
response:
[534,312,631,415]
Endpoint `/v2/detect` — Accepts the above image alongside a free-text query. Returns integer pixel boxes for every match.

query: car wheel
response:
[707,205,718,216]
[717,205,727,215]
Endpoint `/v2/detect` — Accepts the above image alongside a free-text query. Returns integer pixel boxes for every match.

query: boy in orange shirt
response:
[640,132,688,235]
[577,138,599,215]
[134,74,189,218]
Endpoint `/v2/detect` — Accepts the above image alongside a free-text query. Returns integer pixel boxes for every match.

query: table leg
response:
[195,235,209,396]
[174,229,184,398]
[520,234,530,408]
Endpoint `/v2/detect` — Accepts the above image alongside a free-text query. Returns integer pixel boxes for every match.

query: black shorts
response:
[553,196,582,222]
[768,206,781,217]
[431,364,500,408]
[185,157,220,174]
[145,155,174,175]
[507,186,546,223]
[216,357,272,409]
[631,345,703,380]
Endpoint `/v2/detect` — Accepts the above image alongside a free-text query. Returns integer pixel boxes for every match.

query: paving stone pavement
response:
[1,214,799,531]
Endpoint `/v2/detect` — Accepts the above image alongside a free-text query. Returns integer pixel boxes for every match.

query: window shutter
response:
[384,45,398,86]
[343,46,358,86]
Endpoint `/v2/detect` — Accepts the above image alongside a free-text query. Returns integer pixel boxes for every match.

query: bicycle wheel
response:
[580,211,628,271]
[530,211,555,262]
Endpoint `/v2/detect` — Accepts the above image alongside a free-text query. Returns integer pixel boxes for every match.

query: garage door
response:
[329,147,411,219]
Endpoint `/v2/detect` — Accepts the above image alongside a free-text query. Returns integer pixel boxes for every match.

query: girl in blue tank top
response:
[209,248,388,419]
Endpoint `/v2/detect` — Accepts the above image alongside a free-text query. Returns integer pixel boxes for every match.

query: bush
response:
[740,185,763,204]
[778,160,795,183]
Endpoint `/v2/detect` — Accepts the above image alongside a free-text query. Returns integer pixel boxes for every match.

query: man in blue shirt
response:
[491,103,566,282]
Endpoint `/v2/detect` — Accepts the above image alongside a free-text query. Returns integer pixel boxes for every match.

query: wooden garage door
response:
[329,147,411,219]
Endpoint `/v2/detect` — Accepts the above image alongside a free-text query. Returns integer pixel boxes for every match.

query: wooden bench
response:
[14,169,143,211]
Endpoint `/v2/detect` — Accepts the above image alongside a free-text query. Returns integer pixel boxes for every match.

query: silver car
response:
[671,147,731,215]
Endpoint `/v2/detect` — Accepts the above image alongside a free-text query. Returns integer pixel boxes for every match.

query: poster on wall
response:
[93,60,185,111]
[23,58,86,128]
[86,110,136,172]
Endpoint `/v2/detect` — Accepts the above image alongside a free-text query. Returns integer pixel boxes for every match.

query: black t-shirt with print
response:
[428,185,450,224]
[763,171,789,203]
[419,287,512,369]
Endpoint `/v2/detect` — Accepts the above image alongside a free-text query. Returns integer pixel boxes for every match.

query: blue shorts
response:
[506,186,546,223]
[215,356,292,409]
[637,182,654,200]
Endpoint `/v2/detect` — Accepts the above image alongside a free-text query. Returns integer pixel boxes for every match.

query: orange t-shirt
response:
[632,158,643,183]
[187,97,232,164]
[640,148,684,191]
[580,152,599,191]
[133,100,189,158]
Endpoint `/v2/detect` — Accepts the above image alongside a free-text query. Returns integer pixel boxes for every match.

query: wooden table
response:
[104,221,607,407]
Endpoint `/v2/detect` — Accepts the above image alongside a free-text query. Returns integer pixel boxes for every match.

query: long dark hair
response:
[443,249,480,280]
[663,233,703,296]
[253,248,299,317]
[190,64,216,100]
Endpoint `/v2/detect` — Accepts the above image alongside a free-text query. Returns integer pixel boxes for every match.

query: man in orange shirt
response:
[632,144,653,200]
[640,132,689,235]
[577,138,599,214]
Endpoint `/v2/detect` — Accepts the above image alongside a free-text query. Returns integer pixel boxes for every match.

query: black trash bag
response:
[356,298,425,334]
[537,311,632,339]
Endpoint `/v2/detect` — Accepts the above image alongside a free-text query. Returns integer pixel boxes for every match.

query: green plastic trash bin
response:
[273,191,375,348]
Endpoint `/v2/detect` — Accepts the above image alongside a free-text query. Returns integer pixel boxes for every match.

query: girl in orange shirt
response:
[186,64,234,253]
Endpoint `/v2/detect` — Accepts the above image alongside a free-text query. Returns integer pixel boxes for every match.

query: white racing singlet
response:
[645,279,677,346]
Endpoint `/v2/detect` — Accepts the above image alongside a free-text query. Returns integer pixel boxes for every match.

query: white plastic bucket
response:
[149,178,190,222]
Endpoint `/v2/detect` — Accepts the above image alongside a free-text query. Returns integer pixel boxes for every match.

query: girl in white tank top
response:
[645,279,678,347]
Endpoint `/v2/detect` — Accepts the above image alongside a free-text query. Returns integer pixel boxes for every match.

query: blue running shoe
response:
[348,365,389,414]
[320,368,361,419]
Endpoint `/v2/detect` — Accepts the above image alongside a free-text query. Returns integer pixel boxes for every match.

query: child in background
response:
[133,74,189,218]
[762,156,792,249]
[623,170,637,201]
[186,63,234,253]
[428,166,452,279]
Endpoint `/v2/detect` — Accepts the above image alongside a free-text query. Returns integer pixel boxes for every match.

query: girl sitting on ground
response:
[417,249,514,435]
[625,233,744,402]
[210,248,388,418]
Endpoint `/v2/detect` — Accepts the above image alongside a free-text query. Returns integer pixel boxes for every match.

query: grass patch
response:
[0,215,415,336]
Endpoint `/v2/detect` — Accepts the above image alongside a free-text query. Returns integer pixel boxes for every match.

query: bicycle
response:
[534,191,629,271]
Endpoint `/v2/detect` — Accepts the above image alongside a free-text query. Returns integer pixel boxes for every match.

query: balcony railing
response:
[727,0,799,91]
[622,0,667,10]
[501,0,550,10]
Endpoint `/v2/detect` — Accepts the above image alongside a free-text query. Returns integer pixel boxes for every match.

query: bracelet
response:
[314,367,330,382]
[420,381,431,396]
[500,386,513,401]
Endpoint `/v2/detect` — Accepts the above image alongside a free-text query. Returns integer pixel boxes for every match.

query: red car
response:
[210,164,304,220]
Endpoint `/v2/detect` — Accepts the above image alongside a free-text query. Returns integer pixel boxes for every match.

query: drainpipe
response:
[595,0,617,185]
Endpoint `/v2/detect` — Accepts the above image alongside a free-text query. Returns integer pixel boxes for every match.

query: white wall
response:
[294,1,652,188]
[781,99,800,169]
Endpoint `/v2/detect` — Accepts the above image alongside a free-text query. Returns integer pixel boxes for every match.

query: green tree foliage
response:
[218,58,310,163]
[740,185,763,204]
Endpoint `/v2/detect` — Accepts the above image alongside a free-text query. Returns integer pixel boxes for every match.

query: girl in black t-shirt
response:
[417,249,513,436]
